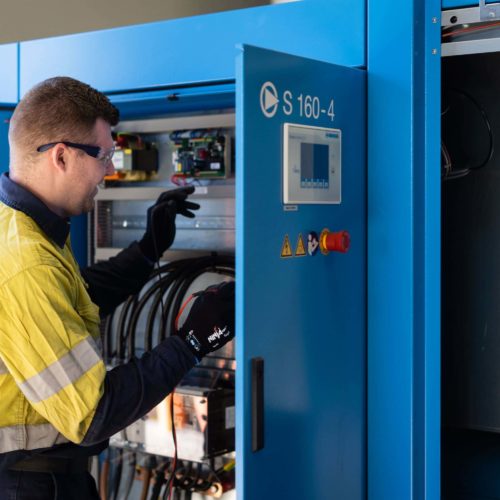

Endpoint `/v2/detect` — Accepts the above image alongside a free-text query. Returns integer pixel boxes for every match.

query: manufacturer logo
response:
[260,81,279,118]
[208,326,229,343]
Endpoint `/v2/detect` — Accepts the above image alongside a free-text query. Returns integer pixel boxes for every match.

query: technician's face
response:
[68,118,115,215]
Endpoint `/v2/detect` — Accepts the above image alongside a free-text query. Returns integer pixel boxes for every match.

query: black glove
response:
[138,186,200,261]
[176,281,235,360]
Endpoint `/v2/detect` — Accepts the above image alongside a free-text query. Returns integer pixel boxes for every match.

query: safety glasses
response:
[37,141,115,165]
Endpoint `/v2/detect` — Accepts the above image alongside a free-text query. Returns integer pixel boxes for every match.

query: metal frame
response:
[367,0,441,498]
[442,6,500,56]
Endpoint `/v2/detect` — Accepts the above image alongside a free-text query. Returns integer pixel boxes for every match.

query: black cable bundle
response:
[101,254,235,499]
[102,254,235,364]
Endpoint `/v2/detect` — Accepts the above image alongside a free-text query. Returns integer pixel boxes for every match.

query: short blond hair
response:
[9,76,119,167]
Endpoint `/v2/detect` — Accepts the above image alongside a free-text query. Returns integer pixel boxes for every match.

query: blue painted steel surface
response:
[110,83,235,120]
[442,0,483,8]
[0,44,18,105]
[236,45,366,500]
[20,0,364,95]
[0,110,12,174]
[367,0,441,499]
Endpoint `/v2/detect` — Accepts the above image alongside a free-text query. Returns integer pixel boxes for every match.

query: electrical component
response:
[112,386,235,462]
[170,129,231,179]
[103,256,236,463]
[105,132,159,183]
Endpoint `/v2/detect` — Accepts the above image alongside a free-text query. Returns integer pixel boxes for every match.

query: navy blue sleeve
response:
[81,242,154,317]
[81,336,196,446]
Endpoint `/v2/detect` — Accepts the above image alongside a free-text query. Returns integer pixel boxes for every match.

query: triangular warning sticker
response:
[281,234,293,258]
[295,234,306,257]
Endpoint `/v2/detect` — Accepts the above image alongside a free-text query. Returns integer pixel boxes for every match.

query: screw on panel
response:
[432,48,438,55]
[432,17,438,23]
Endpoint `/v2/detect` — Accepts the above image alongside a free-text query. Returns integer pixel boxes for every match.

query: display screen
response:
[283,123,341,204]
[300,142,329,188]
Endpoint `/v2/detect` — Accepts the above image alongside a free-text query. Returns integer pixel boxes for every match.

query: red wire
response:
[166,294,194,499]
[442,21,500,39]
[175,294,195,332]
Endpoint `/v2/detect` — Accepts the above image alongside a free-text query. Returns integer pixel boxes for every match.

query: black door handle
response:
[251,357,264,452]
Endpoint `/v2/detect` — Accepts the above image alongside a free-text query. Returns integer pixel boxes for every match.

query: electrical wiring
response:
[138,455,157,500]
[103,251,235,498]
[130,263,190,352]
[111,448,123,500]
[442,87,494,180]
[165,391,178,500]
[148,262,198,343]
[124,261,186,354]
[99,449,110,500]
[442,21,500,39]
[149,462,169,500]
[116,295,138,362]
[441,142,452,177]
[139,466,152,500]
[123,452,137,500]
[166,259,234,336]
[170,174,195,187]
[149,227,179,500]
[159,258,224,340]
[174,295,195,332]
[132,256,234,352]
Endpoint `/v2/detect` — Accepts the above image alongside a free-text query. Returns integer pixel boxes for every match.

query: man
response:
[0,76,235,499]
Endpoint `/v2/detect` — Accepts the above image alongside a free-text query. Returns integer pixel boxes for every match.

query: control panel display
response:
[283,123,341,204]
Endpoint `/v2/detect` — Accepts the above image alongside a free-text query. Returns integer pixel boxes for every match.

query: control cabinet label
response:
[260,81,335,122]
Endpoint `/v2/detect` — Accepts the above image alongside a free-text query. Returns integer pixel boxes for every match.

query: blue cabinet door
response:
[0,43,18,105]
[236,45,366,500]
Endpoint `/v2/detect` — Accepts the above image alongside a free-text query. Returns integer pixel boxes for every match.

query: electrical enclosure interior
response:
[442,16,500,500]
[93,107,237,496]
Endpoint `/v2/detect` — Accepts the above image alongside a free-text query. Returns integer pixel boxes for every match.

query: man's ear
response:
[50,144,68,172]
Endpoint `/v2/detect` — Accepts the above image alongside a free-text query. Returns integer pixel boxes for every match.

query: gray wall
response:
[0,0,295,44]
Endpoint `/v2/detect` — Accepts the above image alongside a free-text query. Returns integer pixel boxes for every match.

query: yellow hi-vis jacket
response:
[0,202,105,451]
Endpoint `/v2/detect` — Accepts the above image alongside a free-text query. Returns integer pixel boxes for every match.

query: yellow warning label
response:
[295,234,306,257]
[280,234,293,258]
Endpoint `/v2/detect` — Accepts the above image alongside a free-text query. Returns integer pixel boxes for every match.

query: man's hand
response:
[176,281,235,360]
[138,186,200,261]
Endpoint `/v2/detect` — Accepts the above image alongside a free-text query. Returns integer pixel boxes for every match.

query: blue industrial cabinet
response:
[19,0,364,95]
[3,0,445,498]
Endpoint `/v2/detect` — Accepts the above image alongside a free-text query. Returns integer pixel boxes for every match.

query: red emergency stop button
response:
[319,228,351,255]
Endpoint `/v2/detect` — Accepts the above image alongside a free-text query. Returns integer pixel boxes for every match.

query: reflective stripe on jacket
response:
[0,202,106,450]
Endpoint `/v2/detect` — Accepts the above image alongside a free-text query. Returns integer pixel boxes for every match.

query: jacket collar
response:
[0,172,70,248]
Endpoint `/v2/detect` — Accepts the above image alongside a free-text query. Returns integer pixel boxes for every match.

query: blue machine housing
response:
[19,0,364,95]
[0,0,445,498]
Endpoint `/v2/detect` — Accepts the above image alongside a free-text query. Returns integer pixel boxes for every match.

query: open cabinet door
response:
[235,45,366,500]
